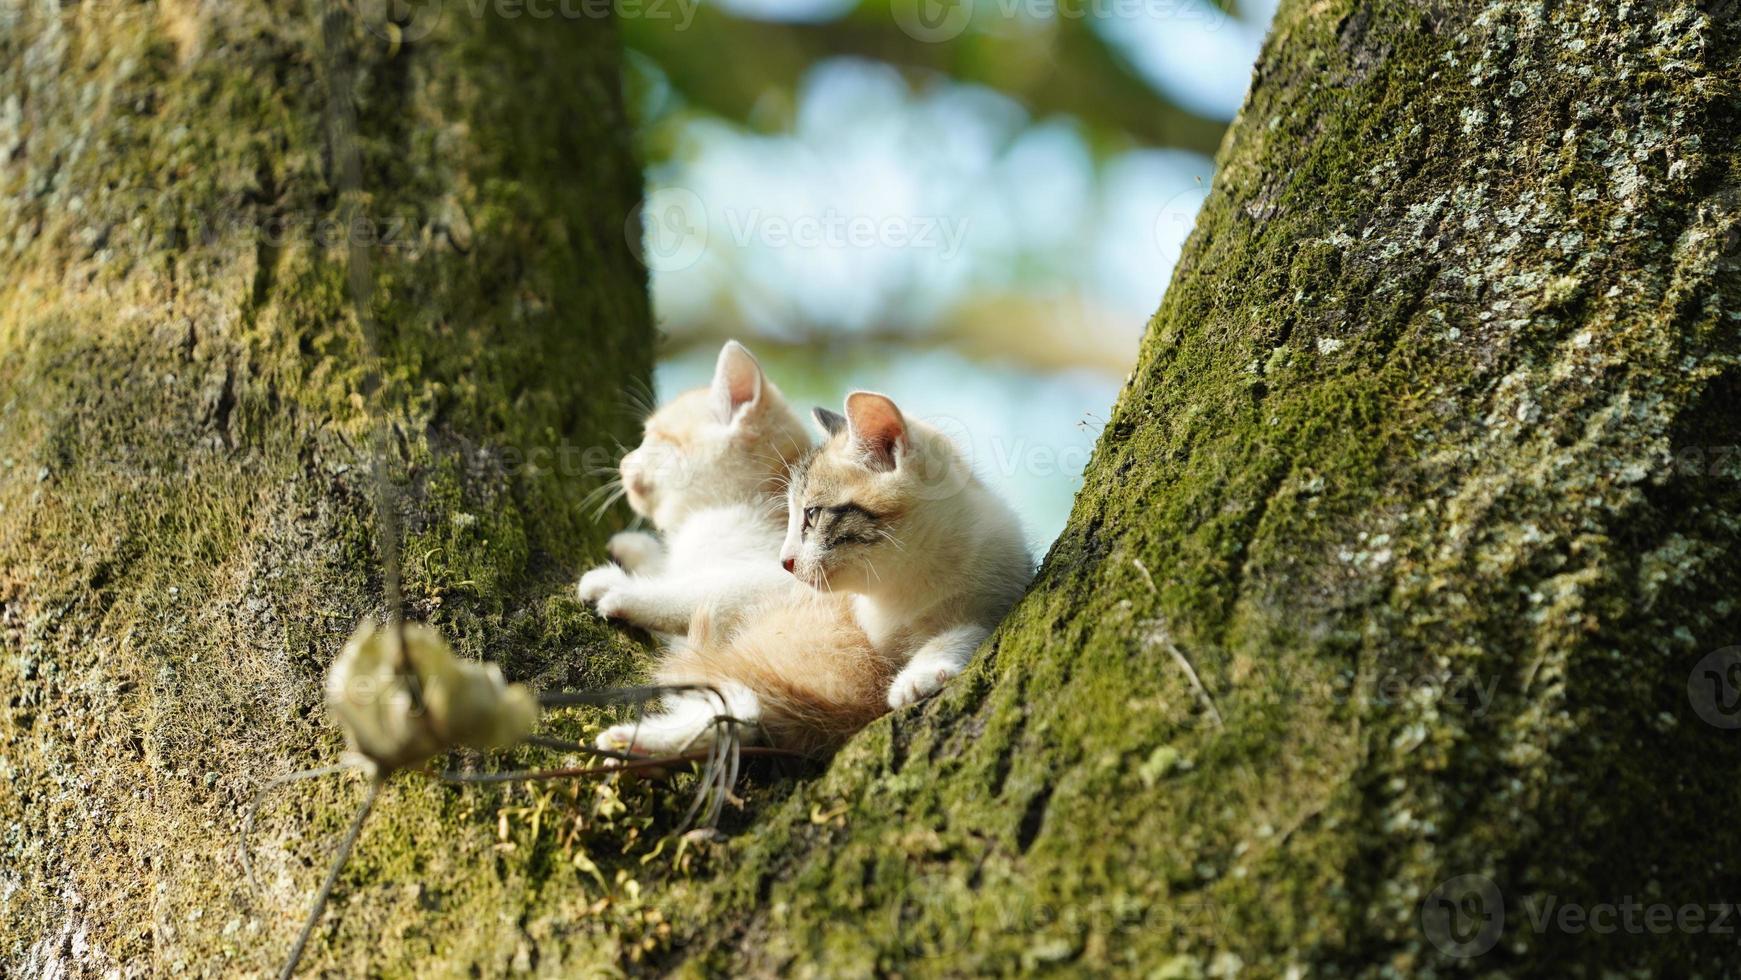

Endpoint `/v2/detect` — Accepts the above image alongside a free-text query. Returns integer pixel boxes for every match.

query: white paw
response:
[596,723,638,756]
[887,660,961,710]
[594,587,640,622]
[577,564,628,603]
[608,531,663,572]
[596,718,701,759]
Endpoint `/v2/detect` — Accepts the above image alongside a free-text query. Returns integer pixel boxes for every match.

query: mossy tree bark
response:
[8,0,1741,977]
[664,1,1741,976]
[1,1,654,973]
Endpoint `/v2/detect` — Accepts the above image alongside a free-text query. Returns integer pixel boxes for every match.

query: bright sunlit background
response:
[627,0,1279,553]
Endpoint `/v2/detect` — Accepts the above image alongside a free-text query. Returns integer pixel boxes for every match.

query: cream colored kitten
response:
[576,340,809,636]
[780,392,1033,708]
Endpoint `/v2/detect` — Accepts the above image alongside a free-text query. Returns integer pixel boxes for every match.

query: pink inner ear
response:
[712,343,762,421]
[845,392,906,467]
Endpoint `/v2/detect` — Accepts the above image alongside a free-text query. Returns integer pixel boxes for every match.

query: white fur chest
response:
[665,503,786,569]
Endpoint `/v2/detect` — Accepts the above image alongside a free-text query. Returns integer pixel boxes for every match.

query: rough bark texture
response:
[1,2,654,974]
[659,1,1741,976]
[8,0,1741,977]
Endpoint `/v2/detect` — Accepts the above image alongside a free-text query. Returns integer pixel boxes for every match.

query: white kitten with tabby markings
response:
[576,341,809,636]
[781,392,1033,708]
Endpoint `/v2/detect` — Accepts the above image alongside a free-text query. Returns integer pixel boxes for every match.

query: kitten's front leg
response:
[596,569,787,636]
[593,580,698,634]
[578,566,697,633]
[888,624,989,709]
[577,563,629,603]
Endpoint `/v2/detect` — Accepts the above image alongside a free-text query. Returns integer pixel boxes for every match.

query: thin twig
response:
[675,724,728,835]
[1132,558,1224,729]
[433,745,801,784]
[1132,556,1159,596]
[321,0,415,705]
[1158,631,1225,729]
[538,683,721,708]
[523,733,632,760]
[279,778,382,980]
[241,765,349,891]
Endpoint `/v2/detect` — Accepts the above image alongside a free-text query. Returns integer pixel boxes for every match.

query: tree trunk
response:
[666,1,1741,976]
[1,1,652,974]
[9,0,1741,977]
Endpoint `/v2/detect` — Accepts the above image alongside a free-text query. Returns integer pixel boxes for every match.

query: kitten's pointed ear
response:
[812,407,847,438]
[843,391,907,472]
[710,340,763,424]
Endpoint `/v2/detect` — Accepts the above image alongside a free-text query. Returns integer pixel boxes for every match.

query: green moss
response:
[0,2,666,974]
[8,0,1741,976]
[656,0,1741,976]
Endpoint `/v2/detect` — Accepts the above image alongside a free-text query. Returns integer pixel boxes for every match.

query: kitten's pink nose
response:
[781,556,796,574]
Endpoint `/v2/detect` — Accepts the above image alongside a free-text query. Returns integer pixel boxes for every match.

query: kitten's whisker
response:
[624,376,659,418]
[589,486,628,522]
[578,479,624,510]
[432,743,796,785]
[619,386,657,421]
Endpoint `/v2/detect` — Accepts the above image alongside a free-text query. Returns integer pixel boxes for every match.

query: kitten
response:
[596,593,896,758]
[576,340,809,636]
[780,392,1033,708]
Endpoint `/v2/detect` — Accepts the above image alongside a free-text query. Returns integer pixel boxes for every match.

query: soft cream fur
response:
[576,340,809,636]
[585,342,898,758]
[781,392,1033,708]
[598,592,896,759]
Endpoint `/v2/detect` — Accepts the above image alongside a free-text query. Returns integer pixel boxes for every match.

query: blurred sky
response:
[627,0,1279,552]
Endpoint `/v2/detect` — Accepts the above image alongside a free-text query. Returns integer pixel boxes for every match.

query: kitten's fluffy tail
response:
[657,595,895,759]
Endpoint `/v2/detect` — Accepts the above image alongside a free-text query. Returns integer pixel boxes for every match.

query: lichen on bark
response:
[6,0,1741,976]
[659,1,1741,976]
[2,1,659,973]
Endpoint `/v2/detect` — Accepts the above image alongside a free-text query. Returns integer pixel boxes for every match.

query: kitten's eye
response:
[802,506,819,531]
